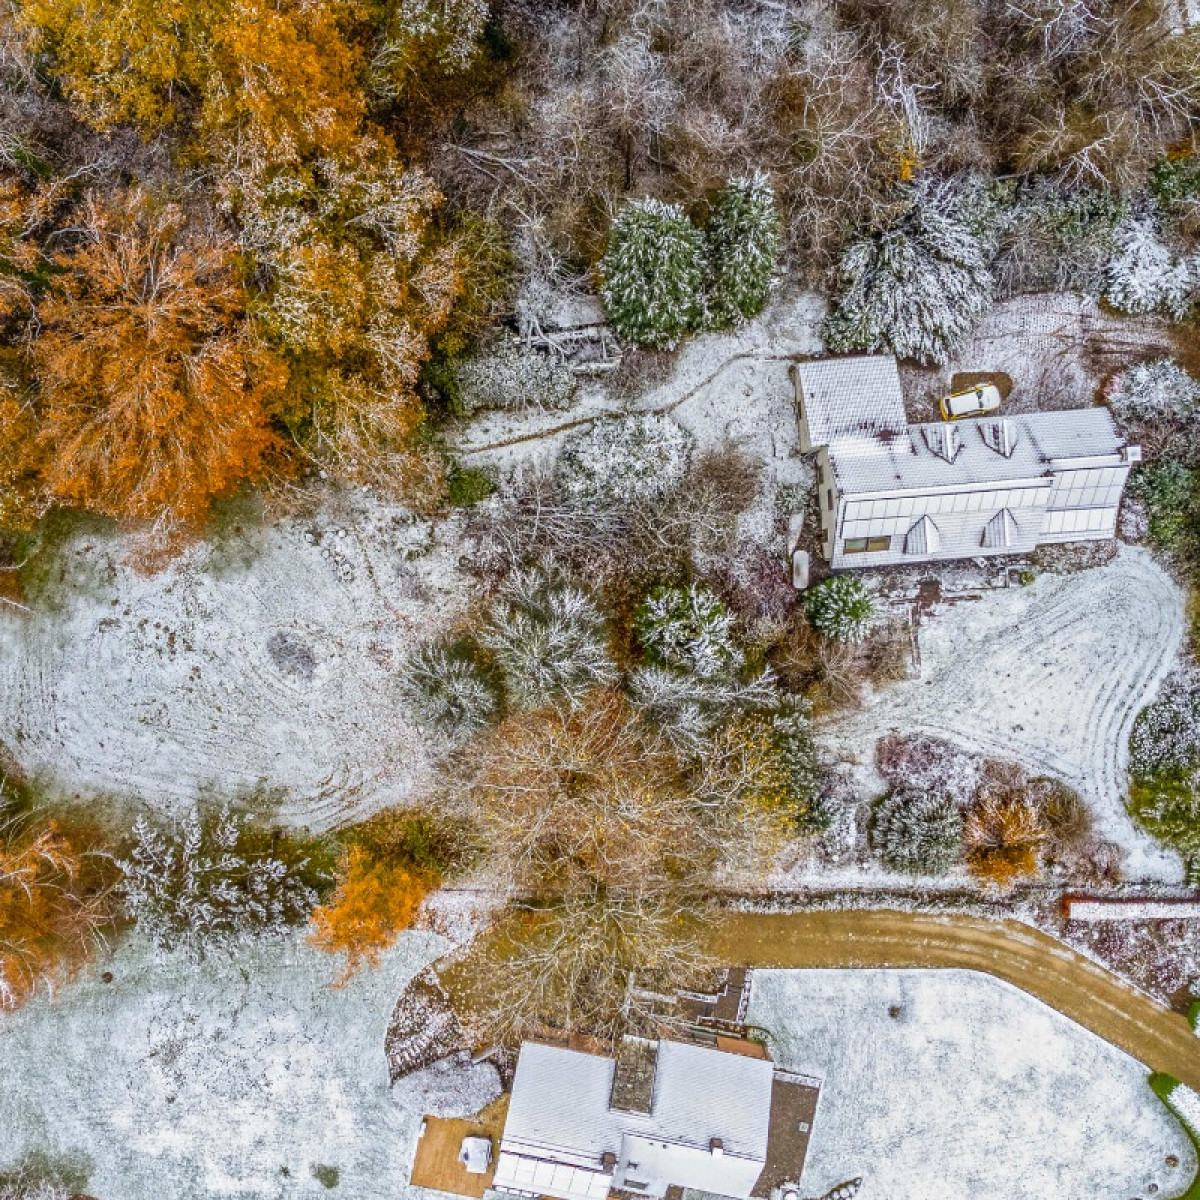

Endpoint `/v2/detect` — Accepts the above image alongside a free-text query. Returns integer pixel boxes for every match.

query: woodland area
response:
[4,0,1200,1077]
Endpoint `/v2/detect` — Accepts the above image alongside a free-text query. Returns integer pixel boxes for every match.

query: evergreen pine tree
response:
[599,198,705,349]
[400,646,499,742]
[805,575,874,643]
[871,790,964,874]
[1103,214,1197,319]
[825,187,992,365]
[704,172,781,328]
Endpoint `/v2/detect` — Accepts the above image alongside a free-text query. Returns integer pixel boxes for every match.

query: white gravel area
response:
[824,546,1187,881]
[746,968,1195,1200]
[0,931,447,1200]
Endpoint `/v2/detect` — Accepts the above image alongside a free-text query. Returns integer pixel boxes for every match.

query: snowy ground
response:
[0,930,449,1200]
[823,546,1187,882]
[0,494,473,829]
[746,968,1196,1200]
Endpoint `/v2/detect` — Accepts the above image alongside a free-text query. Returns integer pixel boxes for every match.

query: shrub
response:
[399,645,499,742]
[481,572,617,710]
[311,1164,341,1189]
[1152,153,1200,222]
[119,808,332,956]
[556,414,694,509]
[824,185,992,365]
[629,664,776,755]
[722,708,826,834]
[1129,769,1200,879]
[449,334,576,416]
[704,172,781,328]
[806,576,874,643]
[598,198,705,349]
[634,584,742,679]
[1130,675,1200,778]
[870,790,964,874]
[1103,214,1197,319]
[1128,460,1197,554]
[1108,359,1200,426]
[964,794,1045,887]
[445,464,494,507]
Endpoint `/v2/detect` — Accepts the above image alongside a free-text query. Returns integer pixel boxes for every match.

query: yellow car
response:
[939,382,1002,420]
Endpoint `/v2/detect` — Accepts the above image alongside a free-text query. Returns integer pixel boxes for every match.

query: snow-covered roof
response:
[829,408,1128,497]
[794,355,907,446]
[495,1040,774,1200]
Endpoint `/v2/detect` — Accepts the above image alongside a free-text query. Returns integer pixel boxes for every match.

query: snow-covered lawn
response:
[746,968,1195,1200]
[824,545,1187,881]
[0,931,447,1200]
[0,495,473,829]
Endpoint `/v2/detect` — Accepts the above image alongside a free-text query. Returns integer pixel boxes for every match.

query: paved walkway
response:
[713,910,1200,1089]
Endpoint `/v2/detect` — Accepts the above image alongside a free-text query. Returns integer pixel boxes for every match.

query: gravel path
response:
[716,909,1200,1093]
[824,546,1186,881]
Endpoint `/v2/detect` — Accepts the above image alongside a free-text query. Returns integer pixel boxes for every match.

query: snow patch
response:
[745,968,1194,1200]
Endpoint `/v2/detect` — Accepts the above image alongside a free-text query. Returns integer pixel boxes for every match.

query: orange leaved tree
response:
[0,817,120,1011]
[308,846,431,983]
[32,189,286,535]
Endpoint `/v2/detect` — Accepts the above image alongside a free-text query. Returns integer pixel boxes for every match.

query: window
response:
[826,488,834,510]
[843,536,890,554]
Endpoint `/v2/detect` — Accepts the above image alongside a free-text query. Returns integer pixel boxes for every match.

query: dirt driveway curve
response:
[713,910,1200,1089]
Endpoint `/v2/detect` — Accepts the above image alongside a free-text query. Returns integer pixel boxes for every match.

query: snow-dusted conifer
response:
[599,198,705,349]
[1107,358,1200,425]
[481,572,617,710]
[805,575,874,642]
[1103,214,1197,318]
[119,809,321,956]
[871,790,964,874]
[704,172,781,328]
[634,583,743,679]
[400,646,498,741]
[825,186,992,365]
[629,664,776,755]
[451,334,576,416]
[556,413,693,509]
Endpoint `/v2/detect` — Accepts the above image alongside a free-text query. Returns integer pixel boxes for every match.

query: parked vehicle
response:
[939,382,1002,420]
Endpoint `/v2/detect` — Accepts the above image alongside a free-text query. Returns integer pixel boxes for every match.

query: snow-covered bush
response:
[824,187,993,365]
[704,172,781,328]
[1107,358,1200,426]
[119,809,327,956]
[1103,214,1197,319]
[806,575,874,642]
[481,572,617,710]
[767,707,826,833]
[635,584,743,679]
[399,646,499,741]
[556,413,694,509]
[629,663,776,755]
[1130,674,1200,777]
[449,334,576,416]
[871,790,964,874]
[598,198,705,349]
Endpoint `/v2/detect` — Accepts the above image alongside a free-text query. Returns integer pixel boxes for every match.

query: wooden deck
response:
[408,1095,509,1199]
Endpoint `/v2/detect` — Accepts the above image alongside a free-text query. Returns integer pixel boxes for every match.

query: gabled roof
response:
[904,515,941,555]
[981,508,1018,548]
[829,408,1128,497]
[795,355,907,446]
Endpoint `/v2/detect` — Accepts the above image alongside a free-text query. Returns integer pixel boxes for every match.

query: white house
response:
[792,356,1142,570]
[489,1038,776,1200]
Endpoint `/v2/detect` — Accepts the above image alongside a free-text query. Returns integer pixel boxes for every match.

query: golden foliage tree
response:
[32,189,286,532]
[309,846,431,982]
[0,801,120,1012]
[14,0,365,165]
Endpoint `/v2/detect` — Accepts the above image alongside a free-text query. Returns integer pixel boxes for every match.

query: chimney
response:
[710,1138,724,1158]
[600,1151,617,1174]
